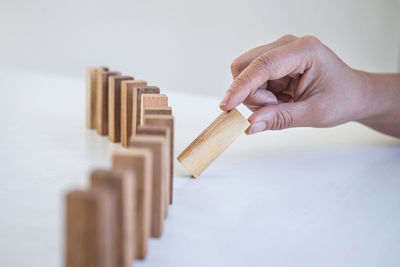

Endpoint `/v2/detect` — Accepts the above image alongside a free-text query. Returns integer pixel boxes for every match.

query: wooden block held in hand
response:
[140,94,168,126]
[144,115,174,204]
[144,107,172,116]
[121,80,148,147]
[86,66,108,129]
[137,126,171,218]
[108,75,134,142]
[177,108,250,178]
[112,149,153,259]
[132,86,160,136]
[65,189,116,267]
[129,135,167,237]
[96,70,121,135]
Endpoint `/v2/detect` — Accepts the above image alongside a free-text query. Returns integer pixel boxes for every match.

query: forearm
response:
[357,72,400,138]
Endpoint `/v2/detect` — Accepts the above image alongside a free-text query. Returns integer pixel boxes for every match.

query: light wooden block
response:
[132,86,160,137]
[86,66,108,129]
[144,115,174,204]
[140,94,168,126]
[112,149,153,259]
[108,75,134,142]
[121,80,148,147]
[90,169,134,267]
[144,107,172,116]
[96,70,121,135]
[136,126,171,218]
[65,189,116,267]
[177,108,250,178]
[129,135,167,238]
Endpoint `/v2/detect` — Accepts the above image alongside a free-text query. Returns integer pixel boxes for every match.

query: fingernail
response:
[249,121,267,134]
[219,90,231,107]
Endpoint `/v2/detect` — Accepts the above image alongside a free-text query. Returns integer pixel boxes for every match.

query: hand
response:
[219,35,370,135]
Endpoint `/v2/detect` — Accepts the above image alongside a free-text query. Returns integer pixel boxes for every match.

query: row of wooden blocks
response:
[65,67,175,267]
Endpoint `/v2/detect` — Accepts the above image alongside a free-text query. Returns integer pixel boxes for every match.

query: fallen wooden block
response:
[144,114,174,204]
[86,66,108,129]
[65,189,116,267]
[121,80,148,147]
[136,125,171,218]
[140,94,168,126]
[144,106,172,116]
[177,108,250,178]
[129,135,167,238]
[112,149,153,259]
[96,70,121,135]
[132,86,160,137]
[108,75,134,142]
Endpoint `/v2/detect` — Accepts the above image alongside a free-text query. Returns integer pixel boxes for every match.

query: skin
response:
[219,35,400,138]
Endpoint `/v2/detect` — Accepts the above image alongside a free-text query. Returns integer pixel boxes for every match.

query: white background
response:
[1,0,399,97]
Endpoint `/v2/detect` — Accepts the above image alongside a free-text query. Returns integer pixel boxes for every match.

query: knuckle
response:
[299,35,322,49]
[231,58,245,77]
[269,108,294,130]
[280,34,297,41]
[254,53,275,71]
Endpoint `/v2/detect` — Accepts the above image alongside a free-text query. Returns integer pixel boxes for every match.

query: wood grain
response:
[177,108,249,178]
[132,86,160,136]
[121,80,148,147]
[129,135,167,237]
[140,94,168,126]
[112,149,153,259]
[86,67,108,129]
[136,126,171,218]
[65,189,116,267]
[144,115,174,204]
[108,75,134,142]
[144,107,172,116]
[96,70,121,135]
[90,169,134,267]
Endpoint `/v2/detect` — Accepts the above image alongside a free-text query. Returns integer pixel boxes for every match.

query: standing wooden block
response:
[129,135,167,238]
[177,108,250,178]
[65,189,116,267]
[87,67,108,129]
[96,70,121,135]
[144,115,174,204]
[144,107,172,116]
[112,149,153,259]
[90,169,134,267]
[140,94,168,126]
[121,80,148,147]
[136,126,171,218]
[108,75,134,142]
[132,86,160,136]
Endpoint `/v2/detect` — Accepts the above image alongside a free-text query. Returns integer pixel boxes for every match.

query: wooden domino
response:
[177,108,250,178]
[96,70,121,135]
[129,135,167,237]
[90,169,134,267]
[144,114,174,204]
[86,67,108,129]
[112,149,153,259]
[140,94,168,126]
[144,106,172,116]
[121,80,148,147]
[65,189,116,267]
[132,86,160,136]
[108,75,134,142]
[136,125,171,218]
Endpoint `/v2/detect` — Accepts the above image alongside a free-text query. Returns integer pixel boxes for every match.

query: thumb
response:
[246,101,312,134]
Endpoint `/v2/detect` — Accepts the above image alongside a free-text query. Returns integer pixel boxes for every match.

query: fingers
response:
[245,101,312,134]
[220,36,319,111]
[243,88,278,107]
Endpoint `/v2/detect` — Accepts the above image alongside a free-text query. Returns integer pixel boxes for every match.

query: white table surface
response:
[0,67,400,267]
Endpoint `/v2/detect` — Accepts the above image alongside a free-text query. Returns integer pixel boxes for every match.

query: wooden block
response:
[108,75,134,142]
[136,126,171,218]
[121,80,148,147]
[96,70,121,135]
[144,107,172,116]
[86,67,108,129]
[144,115,174,204]
[90,169,134,267]
[140,94,168,126]
[132,86,160,137]
[129,135,167,238]
[112,149,153,259]
[65,189,116,267]
[177,108,250,178]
